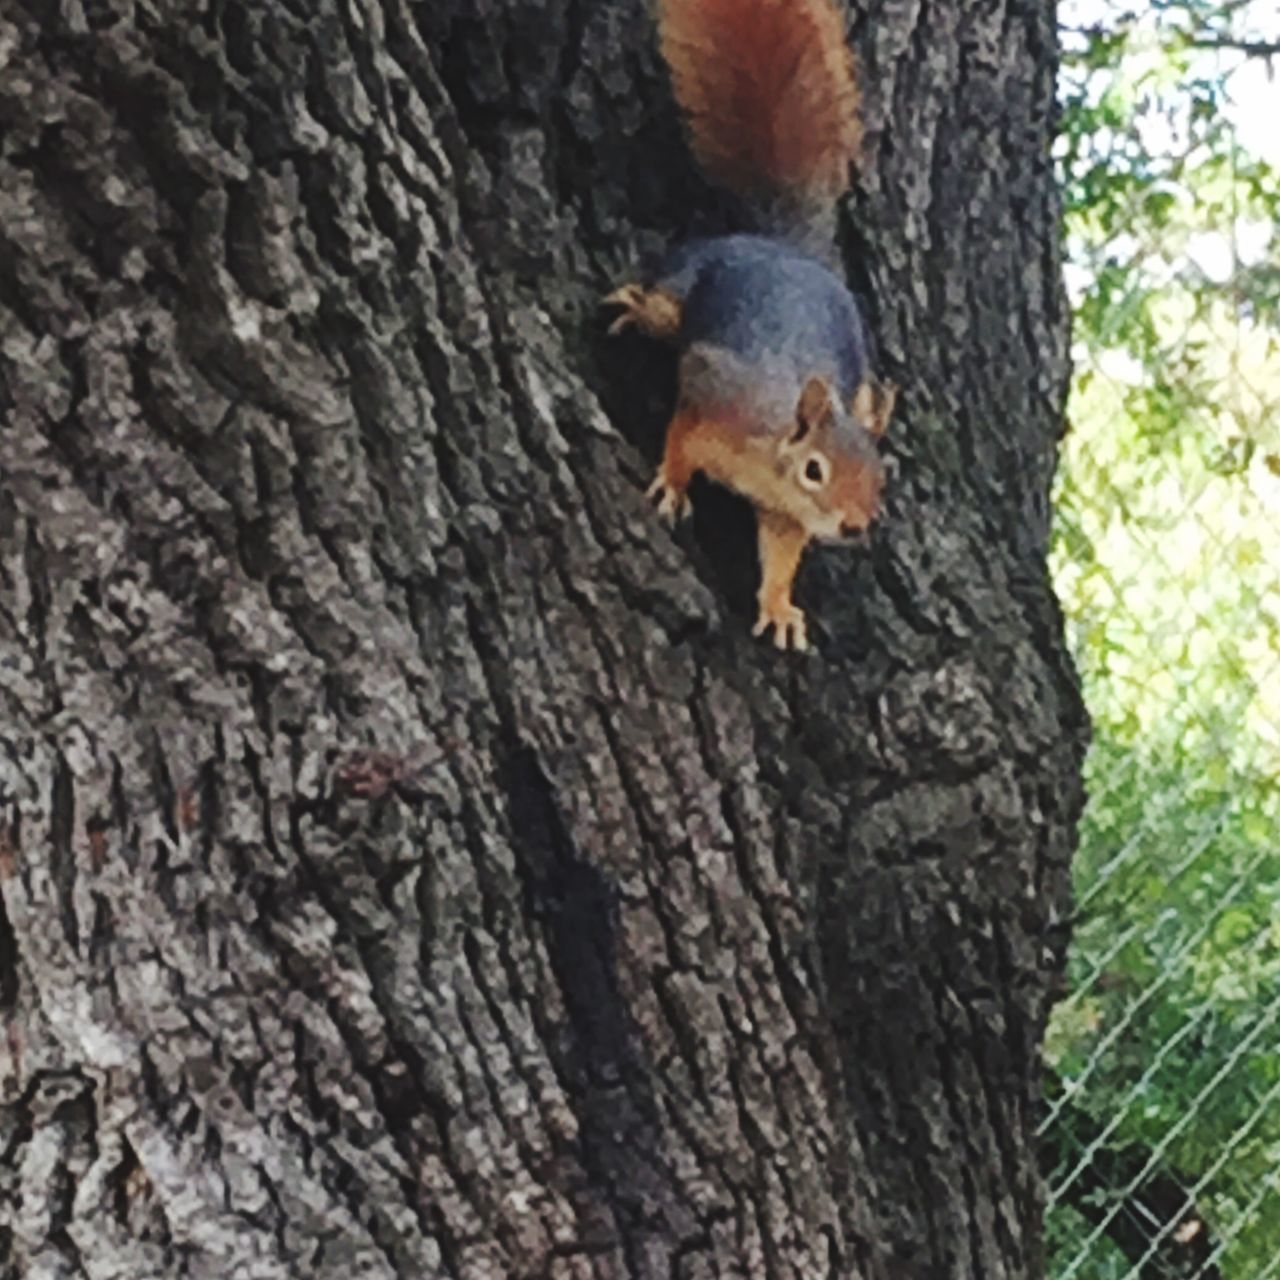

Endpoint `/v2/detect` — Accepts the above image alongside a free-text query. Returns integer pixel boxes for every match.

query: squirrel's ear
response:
[852,377,898,438]
[793,376,834,442]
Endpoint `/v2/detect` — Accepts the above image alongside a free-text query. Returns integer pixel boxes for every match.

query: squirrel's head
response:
[776,374,896,541]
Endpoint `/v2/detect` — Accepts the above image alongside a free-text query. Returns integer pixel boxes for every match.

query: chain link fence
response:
[1041,223,1280,1277]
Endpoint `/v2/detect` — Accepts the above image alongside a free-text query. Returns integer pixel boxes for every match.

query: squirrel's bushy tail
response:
[659,0,861,205]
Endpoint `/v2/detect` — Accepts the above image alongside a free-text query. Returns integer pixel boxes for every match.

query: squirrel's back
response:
[673,237,874,404]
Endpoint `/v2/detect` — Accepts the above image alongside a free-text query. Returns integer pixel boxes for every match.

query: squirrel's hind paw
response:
[646,472,691,524]
[603,284,644,335]
[603,284,682,340]
[753,602,809,652]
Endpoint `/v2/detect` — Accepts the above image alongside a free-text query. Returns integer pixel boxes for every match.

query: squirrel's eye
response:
[802,457,828,489]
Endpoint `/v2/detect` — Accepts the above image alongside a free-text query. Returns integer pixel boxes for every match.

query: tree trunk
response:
[0,1,1087,1277]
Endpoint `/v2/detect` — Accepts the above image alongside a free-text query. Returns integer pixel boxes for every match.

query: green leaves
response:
[1047,2,1280,1275]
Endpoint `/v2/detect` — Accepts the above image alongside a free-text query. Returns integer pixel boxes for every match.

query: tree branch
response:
[1188,37,1280,58]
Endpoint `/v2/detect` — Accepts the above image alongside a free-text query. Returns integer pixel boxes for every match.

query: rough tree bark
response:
[0,1,1087,1277]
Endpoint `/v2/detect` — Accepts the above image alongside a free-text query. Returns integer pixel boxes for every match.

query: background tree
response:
[1043,1,1280,1275]
[0,2,1085,1277]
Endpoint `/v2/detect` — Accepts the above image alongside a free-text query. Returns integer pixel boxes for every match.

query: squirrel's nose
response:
[841,522,870,543]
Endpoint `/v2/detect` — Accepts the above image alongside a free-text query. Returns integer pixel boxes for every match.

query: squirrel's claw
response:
[753,602,809,652]
[599,285,640,335]
[602,284,644,307]
[603,284,645,335]
[646,472,690,524]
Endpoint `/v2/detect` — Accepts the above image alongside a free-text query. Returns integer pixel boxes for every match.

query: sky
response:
[1058,0,1279,284]
[1060,0,1280,165]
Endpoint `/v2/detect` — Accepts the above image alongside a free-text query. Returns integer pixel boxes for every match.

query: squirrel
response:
[605,0,897,652]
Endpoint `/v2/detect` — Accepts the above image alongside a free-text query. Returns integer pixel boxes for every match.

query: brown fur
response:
[661,386,883,533]
[662,412,803,524]
[754,511,811,648]
[653,411,821,649]
[829,444,883,530]
[660,0,862,200]
[650,363,889,651]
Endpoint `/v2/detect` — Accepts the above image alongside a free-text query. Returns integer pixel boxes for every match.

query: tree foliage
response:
[1047,2,1280,1275]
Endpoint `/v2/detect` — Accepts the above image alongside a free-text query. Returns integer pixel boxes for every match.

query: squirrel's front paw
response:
[753,600,809,652]
[646,471,691,524]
